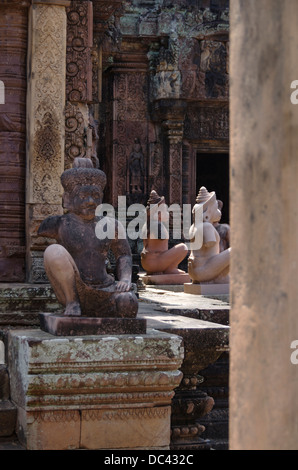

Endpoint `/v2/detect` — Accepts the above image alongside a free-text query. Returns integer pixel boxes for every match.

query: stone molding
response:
[8,329,184,450]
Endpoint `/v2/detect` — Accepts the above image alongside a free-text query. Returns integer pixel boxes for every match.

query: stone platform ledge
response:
[8,328,184,450]
[39,313,147,336]
[0,283,63,328]
[184,283,229,296]
[138,311,229,369]
[138,287,230,326]
[139,273,191,286]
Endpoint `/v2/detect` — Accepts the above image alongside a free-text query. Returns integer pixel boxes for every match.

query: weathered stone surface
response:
[0,283,63,327]
[184,283,229,296]
[139,311,229,374]
[199,351,229,450]
[138,304,229,450]
[39,313,146,336]
[138,287,229,449]
[0,3,29,282]
[230,0,298,450]
[100,0,229,210]
[139,287,230,325]
[0,401,17,438]
[0,365,10,400]
[141,273,191,286]
[8,328,184,450]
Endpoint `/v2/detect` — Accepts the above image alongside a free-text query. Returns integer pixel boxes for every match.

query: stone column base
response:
[8,329,184,450]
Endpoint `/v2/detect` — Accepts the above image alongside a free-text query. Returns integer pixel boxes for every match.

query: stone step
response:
[0,400,17,438]
[210,439,229,450]
[0,435,24,450]
[0,283,63,328]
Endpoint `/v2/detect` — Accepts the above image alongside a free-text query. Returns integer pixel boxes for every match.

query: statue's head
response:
[193,187,222,223]
[61,158,107,220]
[146,190,168,221]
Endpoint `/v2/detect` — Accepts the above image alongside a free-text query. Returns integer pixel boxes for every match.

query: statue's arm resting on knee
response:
[203,222,218,248]
[115,253,133,292]
[37,216,60,240]
[111,221,133,292]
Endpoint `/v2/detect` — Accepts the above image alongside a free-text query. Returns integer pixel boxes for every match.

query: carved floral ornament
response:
[93,0,124,21]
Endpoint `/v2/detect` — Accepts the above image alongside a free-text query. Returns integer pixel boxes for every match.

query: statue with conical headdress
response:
[187,187,231,285]
[140,190,188,277]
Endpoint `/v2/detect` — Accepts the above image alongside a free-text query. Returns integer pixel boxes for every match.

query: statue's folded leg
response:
[189,248,231,283]
[142,244,188,274]
[44,244,81,316]
[114,291,138,318]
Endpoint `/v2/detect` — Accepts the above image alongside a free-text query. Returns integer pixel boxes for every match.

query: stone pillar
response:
[0,1,30,282]
[230,0,298,450]
[26,0,70,283]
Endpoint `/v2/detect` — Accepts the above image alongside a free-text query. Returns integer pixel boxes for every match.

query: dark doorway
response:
[196,153,229,223]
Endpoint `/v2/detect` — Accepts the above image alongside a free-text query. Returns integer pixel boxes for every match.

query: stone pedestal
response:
[184,283,229,296]
[8,328,183,450]
[39,312,147,336]
[140,273,191,286]
[138,310,229,450]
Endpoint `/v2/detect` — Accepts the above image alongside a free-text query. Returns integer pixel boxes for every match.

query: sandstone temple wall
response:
[0,0,229,282]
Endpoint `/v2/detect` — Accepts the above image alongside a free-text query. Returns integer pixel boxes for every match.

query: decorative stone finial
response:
[196,187,216,207]
[146,190,165,209]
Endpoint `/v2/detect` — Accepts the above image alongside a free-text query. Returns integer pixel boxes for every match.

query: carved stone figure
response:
[129,138,144,194]
[188,187,231,285]
[214,200,230,252]
[141,190,188,277]
[38,158,138,319]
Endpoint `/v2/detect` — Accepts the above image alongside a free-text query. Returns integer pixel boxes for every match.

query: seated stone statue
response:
[141,190,188,275]
[188,187,231,284]
[38,158,138,318]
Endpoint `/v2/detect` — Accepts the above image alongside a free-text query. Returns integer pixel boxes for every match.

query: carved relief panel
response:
[110,71,149,206]
[65,1,94,170]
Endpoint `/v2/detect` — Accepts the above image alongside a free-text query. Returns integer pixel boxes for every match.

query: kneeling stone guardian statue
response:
[38,158,138,319]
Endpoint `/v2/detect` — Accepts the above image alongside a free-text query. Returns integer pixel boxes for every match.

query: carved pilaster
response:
[154,100,186,206]
[26,2,68,282]
[66,0,93,104]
